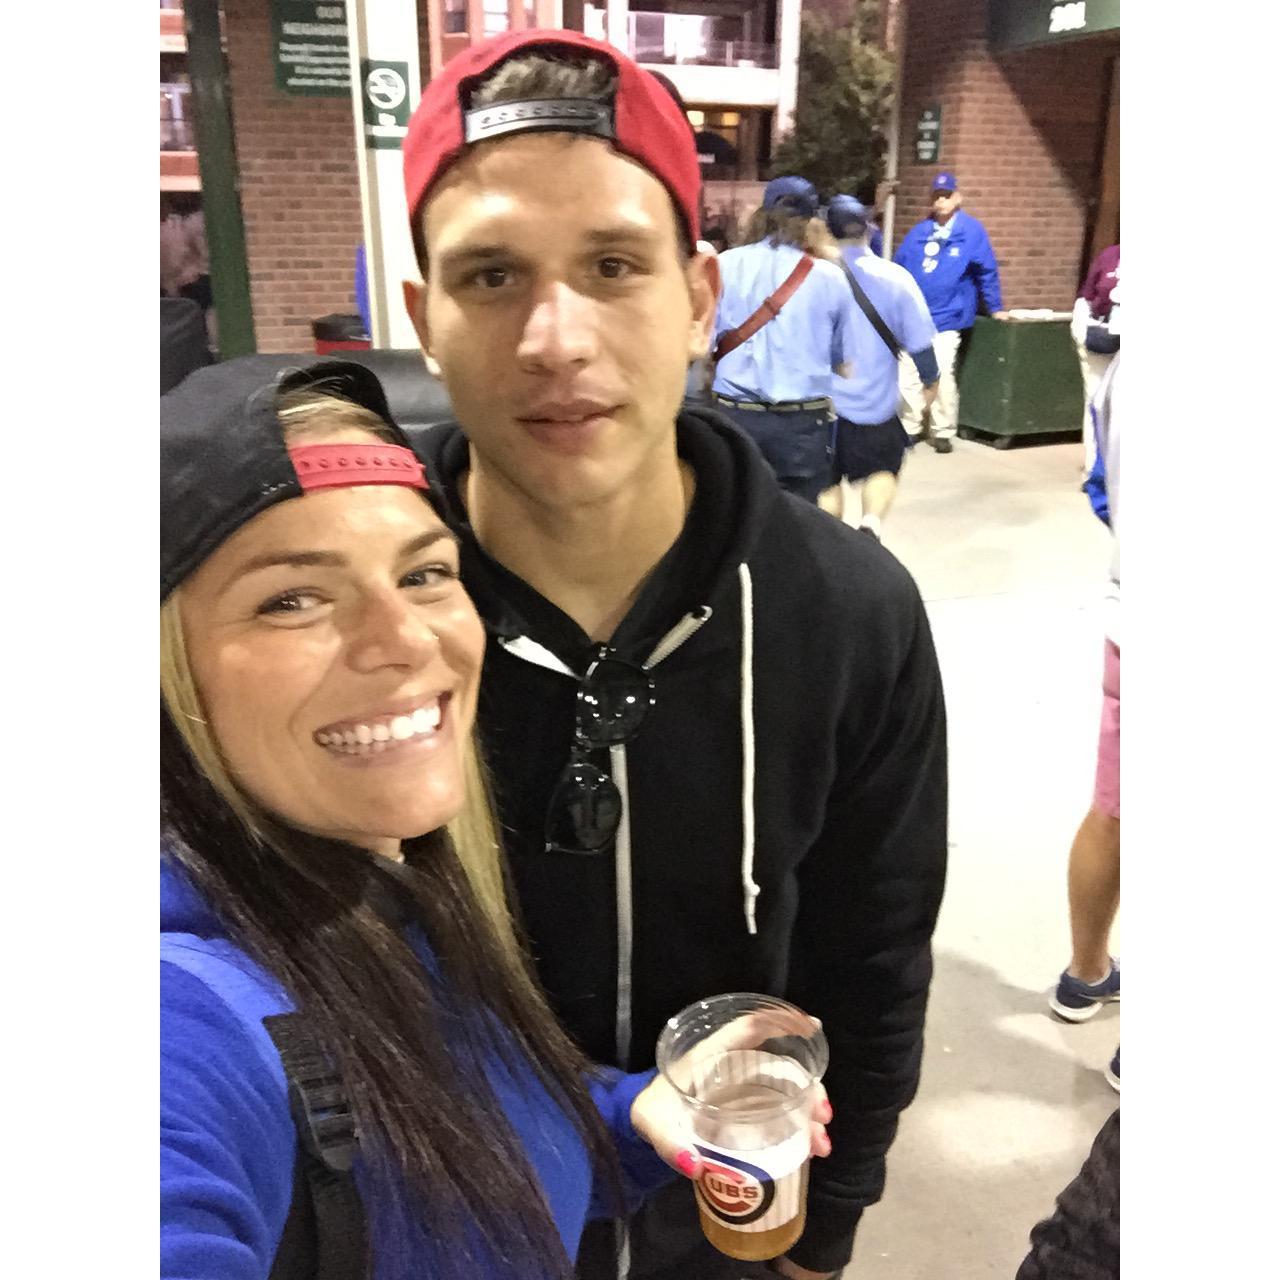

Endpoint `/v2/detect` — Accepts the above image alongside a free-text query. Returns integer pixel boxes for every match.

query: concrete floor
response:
[837,436,1120,1279]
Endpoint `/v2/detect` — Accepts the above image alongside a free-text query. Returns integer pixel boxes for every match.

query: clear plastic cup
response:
[656,993,828,1261]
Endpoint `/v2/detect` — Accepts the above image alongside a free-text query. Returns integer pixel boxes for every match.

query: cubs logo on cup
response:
[694,1148,775,1226]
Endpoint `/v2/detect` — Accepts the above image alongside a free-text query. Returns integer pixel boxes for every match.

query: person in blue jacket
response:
[894,171,1009,453]
[159,357,835,1280]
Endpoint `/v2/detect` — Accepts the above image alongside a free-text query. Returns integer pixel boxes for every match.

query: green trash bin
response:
[957,316,1084,447]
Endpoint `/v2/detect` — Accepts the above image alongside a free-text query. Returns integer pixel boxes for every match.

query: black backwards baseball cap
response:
[160,360,432,601]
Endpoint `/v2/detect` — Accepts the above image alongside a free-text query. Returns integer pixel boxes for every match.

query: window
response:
[483,0,511,37]
[444,0,467,35]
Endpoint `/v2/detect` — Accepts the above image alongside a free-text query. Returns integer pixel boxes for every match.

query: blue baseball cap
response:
[763,175,819,217]
[932,171,958,193]
[826,194,871,238]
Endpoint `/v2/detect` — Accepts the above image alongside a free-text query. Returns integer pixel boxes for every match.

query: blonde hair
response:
[744,205,811,248]
[274,387,395,442]
[160,389,527,964]
[803,216,839,259]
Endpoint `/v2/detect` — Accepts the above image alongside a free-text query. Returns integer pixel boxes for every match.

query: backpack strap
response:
[161,940,369,1280]
[713,254,814,363]
[265,1014,370,1280]
[837,258,900,358]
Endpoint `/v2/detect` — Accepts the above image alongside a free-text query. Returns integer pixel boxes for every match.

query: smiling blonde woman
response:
[159,359,763,1280]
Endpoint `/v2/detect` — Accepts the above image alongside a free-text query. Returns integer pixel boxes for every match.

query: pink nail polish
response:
[675,1150,701,1178]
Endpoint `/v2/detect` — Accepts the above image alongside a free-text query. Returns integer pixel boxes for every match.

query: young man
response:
[710,175,855,504]
[894,172,1008,453]
[818,195,940,540]
[400,30,948,1280]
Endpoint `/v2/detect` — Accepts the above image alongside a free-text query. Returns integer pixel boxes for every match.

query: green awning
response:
[989,0,1120,52]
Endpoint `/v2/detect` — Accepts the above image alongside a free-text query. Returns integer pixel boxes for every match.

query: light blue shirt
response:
[712,242,854,404]
[831,245,937,424]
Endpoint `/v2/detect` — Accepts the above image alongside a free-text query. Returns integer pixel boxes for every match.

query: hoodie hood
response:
[408,406,781,670]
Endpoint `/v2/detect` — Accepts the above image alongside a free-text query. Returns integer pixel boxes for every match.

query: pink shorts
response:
[1093,639,1120,818]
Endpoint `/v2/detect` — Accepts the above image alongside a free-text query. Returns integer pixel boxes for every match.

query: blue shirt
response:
[712,241,854,403]
[831,246,937,425]
[160,860,671,1279]
[894,209,1003,332]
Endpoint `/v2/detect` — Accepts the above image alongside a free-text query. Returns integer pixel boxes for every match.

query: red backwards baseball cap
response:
[403,28,701,250]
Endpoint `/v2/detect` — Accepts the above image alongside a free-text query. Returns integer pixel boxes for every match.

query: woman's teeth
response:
[315,702,443,755]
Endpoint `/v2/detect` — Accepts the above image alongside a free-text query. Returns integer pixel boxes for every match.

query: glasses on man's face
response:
[544,648,655,855]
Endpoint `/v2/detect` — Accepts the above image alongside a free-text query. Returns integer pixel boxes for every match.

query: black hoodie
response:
[414,408,948,1275]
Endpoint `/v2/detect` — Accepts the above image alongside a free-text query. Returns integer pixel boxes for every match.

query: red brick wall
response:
[223,1,433,353]
[895,0,1116,309]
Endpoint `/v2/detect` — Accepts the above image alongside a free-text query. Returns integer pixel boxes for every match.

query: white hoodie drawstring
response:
[738,562,760,935]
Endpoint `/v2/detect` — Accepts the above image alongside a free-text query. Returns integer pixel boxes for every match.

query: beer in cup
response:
[656,993,828,1262]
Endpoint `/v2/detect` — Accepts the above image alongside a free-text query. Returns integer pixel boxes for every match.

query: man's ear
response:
[402,279,443,379]
[403,278,429,351]
[685,249,721,362]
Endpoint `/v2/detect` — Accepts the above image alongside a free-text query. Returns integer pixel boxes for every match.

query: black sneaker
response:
[930,437,954,454]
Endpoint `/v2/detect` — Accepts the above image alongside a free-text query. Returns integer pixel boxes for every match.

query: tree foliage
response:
[770,4,896,202]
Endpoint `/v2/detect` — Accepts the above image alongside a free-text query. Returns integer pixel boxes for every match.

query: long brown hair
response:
[161,391,621,1277]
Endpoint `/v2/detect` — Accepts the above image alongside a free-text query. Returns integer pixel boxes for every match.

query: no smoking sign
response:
[361,59,411,149]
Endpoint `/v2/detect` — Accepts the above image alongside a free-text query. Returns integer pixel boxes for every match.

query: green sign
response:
[989,0,1121,52]
[272,0,351,97]
[914,105,942,165]
[361,59,411,150]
